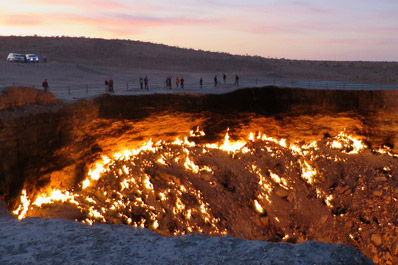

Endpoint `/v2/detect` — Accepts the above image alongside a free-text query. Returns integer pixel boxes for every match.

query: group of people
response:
[139,76,149,90]
[42,73,241,94]
[214,74,239,87]
[104,78,114,92]
[165,76,185,89]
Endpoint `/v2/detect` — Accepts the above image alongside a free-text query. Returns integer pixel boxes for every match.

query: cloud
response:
[1,15,44,26]
[108,13,219,27]
[28,0,128,9]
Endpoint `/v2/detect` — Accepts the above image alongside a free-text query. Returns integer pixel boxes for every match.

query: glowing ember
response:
[329,132,366,154]
[300,160,317,184]
[12,129,373,238]
[254,200,264,213]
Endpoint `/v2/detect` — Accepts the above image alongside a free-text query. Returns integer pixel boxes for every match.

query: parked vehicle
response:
[25,54,39,63]
[7,53,26,63]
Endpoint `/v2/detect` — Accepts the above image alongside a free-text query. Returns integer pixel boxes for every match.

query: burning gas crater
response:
[14,129,373,231]
[12,126,398,262]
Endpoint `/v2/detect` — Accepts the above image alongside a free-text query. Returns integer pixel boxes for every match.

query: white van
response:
[7,53,26,62]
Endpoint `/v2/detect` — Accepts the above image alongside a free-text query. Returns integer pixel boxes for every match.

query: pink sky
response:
[1,0,397,61]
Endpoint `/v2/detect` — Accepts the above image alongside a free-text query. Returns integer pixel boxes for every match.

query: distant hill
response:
[0,36,397,84]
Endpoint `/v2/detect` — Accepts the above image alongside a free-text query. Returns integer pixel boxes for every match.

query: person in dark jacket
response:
[214,75,218,87]
[200,77,203,88]
[235,75,239,86]
[139,77,144,89]
[144,76,149,90]
[180,77,184,89]
[108,78,114,92]
[42,79,49,92]
[105,79,109,92]
[223,73,226,84]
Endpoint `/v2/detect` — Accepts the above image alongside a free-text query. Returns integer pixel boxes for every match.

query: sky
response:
[1,0,398,61]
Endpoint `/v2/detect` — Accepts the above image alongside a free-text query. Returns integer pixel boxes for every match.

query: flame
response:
[300,160,317,185]
[12,190,30,220]
[329,132,366,154]
[254,200,264,213]
[12,129,372,236]
[33,189,79,207]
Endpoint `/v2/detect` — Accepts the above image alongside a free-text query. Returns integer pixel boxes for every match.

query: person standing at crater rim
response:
[235,74,239,86]
[214,75,218,87]
[176,77,180,88]
[200,77,203,88]
[104,78,109,92]
[42,79,49,92]
[144,76,149,90]
[223,73,227,84]
[181,77,184,89]
[139,77,144,90]
[108,78,114,93]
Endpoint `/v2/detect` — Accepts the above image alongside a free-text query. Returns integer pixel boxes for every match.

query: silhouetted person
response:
[139,77,144,89]
[214,75,218,87]
[235,74,239,86]
[165,77,171,89]
[108,78,114,92]
[104,79,109,92]
[200,77,203,88]
[180,77,184,89]
[42,79,49,92]
[168,76,172,89]
[176,77,180,88]
[223,73,226,84]
[43,56,47,63]
[144,76,149,90]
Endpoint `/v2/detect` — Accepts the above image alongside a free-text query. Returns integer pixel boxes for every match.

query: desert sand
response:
[0,36,397,100]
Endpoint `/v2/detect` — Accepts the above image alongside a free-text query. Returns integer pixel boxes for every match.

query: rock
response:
[384,251,392,261]
[275,188,290,198]
[392,241,398,255]
[373,190,383,197]
[319,215,328,225]
[339,186,350,195]
[344,220,352,228]
[371,234,382,246]
[343,188,352,195]
[260,217,269,226]
[375,176,387,182]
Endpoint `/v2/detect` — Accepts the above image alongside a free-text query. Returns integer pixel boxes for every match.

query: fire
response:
[33,189,79,207]
[269,170,289,189]
[329,132,366,154]
[299,160,317,185]
[12,190,30,220]
[12,129,372,237]
[205,130,247,153]
[254,199,264,213]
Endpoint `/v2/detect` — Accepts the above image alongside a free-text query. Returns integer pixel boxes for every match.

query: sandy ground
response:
[0,36,397,103]
[1,60,397,103]
[0,202,372,265]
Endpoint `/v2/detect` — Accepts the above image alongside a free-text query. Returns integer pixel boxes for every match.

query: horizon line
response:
[1,34,397,63]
